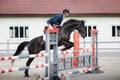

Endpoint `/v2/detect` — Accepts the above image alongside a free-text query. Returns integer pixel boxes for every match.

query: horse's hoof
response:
[61,48,67,51]
[92,68,104,74]
[24,74,30,77]
[11,59,15,66]
[51,76,61,80]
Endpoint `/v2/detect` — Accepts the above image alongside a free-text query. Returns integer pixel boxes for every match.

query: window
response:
[112,26,115,37]
[86,26,97,37]
[93,26,97,30]
[85,26,87,37]
[20,27,23,37]
[10,27,13,38]
[9,26,29,38]
[15,27,18,38]
[117,26,120,37]
[112,26,120,37]
[25,27,29,38]
[88,26,92,37]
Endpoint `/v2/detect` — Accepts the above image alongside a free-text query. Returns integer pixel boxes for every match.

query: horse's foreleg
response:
[24,57,34,77]
[68,41,74,47]
[61,41,74,51]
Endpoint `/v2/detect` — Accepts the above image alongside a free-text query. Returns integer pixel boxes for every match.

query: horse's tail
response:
[11,41,29,65]
[14,41,29,56]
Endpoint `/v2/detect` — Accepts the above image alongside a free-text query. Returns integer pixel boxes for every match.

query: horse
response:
[11,19,86,77]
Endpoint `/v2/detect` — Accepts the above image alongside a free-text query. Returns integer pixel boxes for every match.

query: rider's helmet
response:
[63,9,70,14]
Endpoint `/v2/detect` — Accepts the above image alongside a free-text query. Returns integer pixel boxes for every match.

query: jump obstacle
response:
[0,24,102,80]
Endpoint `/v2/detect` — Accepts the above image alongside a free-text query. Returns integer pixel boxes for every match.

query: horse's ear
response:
[81,20,86,24]
[84,20,86,23]
[83,20,86,23]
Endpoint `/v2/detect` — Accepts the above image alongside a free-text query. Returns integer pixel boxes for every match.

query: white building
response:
[0,0,120,55]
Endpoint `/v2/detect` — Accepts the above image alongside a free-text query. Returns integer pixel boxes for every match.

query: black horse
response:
[11,19,86,77]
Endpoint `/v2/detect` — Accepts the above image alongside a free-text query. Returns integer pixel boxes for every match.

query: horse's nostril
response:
[82,36,86,38]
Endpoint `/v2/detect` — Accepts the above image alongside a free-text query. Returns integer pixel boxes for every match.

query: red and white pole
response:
[73,32,80,67]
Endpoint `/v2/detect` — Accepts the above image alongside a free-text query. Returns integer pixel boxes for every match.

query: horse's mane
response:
[62,19,85,28]
[63,19,79,26]
[63,19,85,26]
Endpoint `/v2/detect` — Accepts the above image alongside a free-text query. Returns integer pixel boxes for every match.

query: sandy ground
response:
[0,56,120,80]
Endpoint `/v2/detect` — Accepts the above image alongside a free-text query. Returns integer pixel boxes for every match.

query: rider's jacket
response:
[47,14,64,27]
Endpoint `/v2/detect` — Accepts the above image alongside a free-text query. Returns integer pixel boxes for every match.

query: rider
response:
[47,9,70,28]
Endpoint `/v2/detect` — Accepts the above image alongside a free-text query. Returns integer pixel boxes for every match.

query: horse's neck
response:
[66,26,76,33]
[60,27,76,38]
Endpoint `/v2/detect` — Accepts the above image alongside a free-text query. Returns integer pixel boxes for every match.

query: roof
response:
[0,0,120,16]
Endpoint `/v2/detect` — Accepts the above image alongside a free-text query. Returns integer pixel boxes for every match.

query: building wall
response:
[0,17,48,41]
[0,17,120,40]
[0,16,120,54]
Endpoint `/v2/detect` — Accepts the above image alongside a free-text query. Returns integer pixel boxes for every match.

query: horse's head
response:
[76,20,87,38]
[62,19,87,38]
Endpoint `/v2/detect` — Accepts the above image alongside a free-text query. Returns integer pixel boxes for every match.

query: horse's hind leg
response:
[24,57,34,77]
[11,51,21,65]
[11,41,29,65]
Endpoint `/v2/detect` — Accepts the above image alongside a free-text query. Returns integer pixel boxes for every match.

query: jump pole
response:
[73,32,80,67]
[37,24,61,80]
[91,30,99,69]
[73,30,99,69]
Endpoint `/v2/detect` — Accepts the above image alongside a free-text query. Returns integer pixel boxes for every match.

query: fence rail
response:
[0,40,120,55]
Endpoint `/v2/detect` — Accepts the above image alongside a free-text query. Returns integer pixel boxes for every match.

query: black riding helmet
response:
[63,9,70,14]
